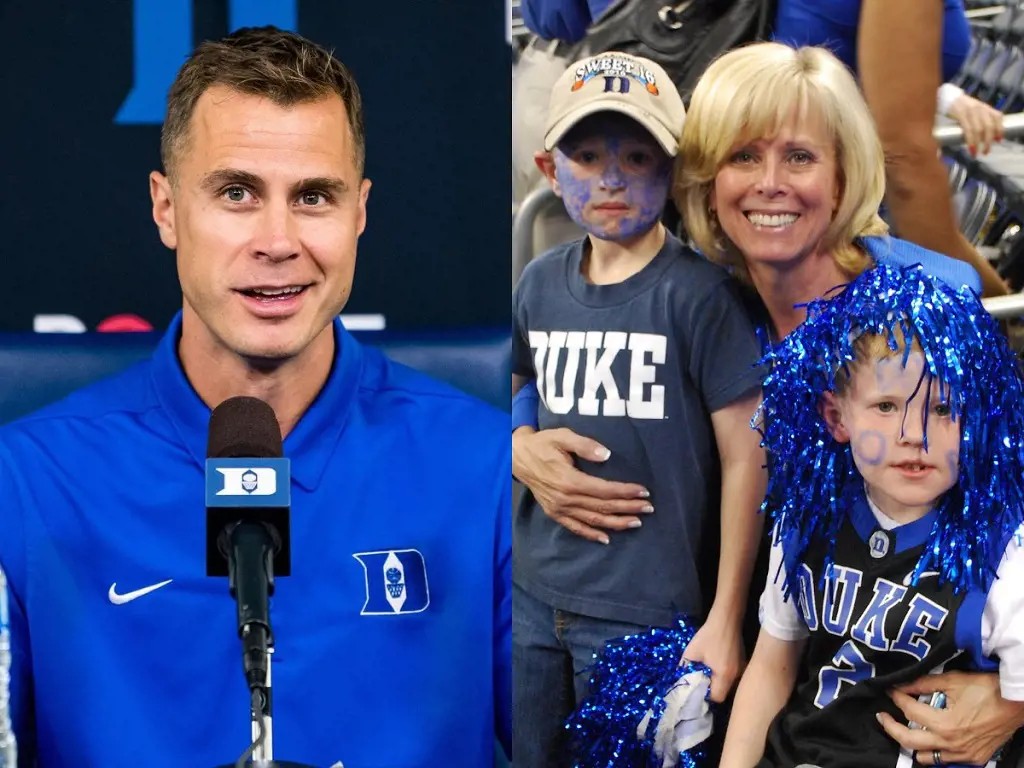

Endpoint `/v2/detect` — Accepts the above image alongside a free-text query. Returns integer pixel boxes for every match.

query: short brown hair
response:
[161,26,365,178]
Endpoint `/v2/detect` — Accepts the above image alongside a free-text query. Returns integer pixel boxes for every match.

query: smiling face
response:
[150,86,371,365]
[547,112,672,242]
[824,345,961,522]
[711,107,840,272]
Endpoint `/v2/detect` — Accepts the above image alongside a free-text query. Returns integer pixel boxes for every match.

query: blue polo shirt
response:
[0,313,511,768]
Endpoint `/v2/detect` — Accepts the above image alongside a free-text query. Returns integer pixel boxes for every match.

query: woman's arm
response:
[857,0,1008,297]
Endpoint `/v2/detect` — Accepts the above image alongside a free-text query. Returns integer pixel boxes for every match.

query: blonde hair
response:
[674,42,888,281]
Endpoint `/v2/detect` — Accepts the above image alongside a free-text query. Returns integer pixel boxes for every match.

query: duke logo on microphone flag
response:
[205,458,291,507]
[353,549,430,615]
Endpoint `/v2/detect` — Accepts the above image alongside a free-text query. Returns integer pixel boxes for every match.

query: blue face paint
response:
[853,430,887,466]
[552,120,671,242]
[945,449,959,477]
[599,158,628,192]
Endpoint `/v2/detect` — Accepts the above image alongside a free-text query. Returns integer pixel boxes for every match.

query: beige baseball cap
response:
[543,51,686,156]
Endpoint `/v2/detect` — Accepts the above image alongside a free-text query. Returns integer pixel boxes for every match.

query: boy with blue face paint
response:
[512,51,769,765]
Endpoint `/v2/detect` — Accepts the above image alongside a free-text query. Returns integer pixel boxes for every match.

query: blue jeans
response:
[512,582,650,768]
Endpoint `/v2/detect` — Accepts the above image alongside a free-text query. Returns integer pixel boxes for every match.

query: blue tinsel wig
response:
[758,263,1024,597]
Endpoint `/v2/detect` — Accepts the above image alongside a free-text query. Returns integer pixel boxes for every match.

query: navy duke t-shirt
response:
[512,233,764,627]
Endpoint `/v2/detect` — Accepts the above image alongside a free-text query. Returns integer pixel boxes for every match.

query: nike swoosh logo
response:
[108,579,173,605]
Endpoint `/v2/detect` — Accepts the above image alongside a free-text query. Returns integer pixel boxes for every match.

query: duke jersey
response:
[761,492,1020,768]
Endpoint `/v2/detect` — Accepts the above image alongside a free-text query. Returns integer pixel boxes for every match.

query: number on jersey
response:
[815,639,876,708]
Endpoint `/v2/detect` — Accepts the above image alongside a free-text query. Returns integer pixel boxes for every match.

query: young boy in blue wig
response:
[718,264,1024,768]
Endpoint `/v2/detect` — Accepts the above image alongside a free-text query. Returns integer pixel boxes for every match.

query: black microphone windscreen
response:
[206,396,284,459]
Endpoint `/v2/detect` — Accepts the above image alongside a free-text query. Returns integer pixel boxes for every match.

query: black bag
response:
[572,0,776,104]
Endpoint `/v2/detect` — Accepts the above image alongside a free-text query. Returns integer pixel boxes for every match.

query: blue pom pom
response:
[758,263,1024,598]
[565,616,711,767]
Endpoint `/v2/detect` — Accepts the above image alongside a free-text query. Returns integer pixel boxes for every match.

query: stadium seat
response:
[992,47,1024,111]
[955,37,995,90]
[1012,6,1024,44]
[975,40,1013,102]
[938,4,1024,281]
[0,328,512,425]
[954,178,1000,244]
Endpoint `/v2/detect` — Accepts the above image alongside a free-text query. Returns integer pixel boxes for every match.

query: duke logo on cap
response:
[544,51,686,157]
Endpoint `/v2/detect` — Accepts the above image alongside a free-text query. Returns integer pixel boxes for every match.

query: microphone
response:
[205,396,292,693]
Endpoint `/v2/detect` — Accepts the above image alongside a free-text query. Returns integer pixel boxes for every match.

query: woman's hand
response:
[512,426,652,544]
[875,671,1024,765]
[947,93,1004,156]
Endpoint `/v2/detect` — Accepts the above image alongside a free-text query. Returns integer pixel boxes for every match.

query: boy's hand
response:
[512,426,652,544]
[681,613,746,703]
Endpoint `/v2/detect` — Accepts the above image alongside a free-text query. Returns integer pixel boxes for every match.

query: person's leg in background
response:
[512,582,576,768]
[512,37,584,260]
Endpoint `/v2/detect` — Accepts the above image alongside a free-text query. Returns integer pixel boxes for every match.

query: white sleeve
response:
[981,527,1024,701]
[758,525,810,642]
[937,82,965,117]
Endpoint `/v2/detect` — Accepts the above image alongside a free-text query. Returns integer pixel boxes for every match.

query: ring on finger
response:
[933,749,943,766]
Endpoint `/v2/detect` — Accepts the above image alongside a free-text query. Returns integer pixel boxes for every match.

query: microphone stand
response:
[252,649,273,762]
[213,527,318,768]
[214,670,320,768]
[214,649,318,768]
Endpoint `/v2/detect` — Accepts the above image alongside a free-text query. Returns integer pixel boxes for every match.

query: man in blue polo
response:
[0,26,510,768]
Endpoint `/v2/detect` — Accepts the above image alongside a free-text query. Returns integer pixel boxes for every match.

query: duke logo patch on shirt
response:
[868,530,891,559]
[353,549,430,615]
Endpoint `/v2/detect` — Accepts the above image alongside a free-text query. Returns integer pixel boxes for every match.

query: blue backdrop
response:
[2,0,511,332]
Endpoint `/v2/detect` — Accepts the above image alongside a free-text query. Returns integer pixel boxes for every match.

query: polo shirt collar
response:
[149,311,363,491]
